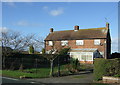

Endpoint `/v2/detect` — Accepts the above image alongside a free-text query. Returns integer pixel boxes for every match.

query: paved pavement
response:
[27,71,93,84]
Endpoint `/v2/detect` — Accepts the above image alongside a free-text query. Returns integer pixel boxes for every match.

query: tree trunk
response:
[50,60,54,77]
[58,56,60,77]
[2,56,5,69]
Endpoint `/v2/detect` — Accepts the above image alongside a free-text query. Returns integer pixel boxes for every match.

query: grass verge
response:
[2,65,68,78]
[2,68,50,78]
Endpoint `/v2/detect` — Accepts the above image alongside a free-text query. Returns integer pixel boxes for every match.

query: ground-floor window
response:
[70,52,93,61]
[81,54,92,61]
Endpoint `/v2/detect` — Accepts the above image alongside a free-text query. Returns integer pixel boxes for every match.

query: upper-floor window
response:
[76,40,84,45]
[94,39,100,45]
[61,40,68,46]
[48,41,53,46]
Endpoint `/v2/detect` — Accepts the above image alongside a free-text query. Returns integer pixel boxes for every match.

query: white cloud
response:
[6,2,15,7]
[50,8,64,16]
[0,27,9,33]
[43,6,48,10]
[42,6,64,16]
[15,20,42,27]
[16,21,28,26]
[111,37,118,53]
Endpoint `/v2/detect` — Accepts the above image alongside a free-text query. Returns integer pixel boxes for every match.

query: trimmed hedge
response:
[4,53,70,70]
[94,58,120,81]
[5,54,50,70]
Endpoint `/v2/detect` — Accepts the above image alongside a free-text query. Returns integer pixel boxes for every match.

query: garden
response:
[2,48,94,79]
[2,57,93,79]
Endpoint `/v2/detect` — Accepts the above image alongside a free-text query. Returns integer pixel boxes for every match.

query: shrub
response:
[41,48,45,54]
[70,58,80,70]
[58,48,70,55]
[94,58,107,81]
[55,48,70,65]
[29,45,34,54]
[94,58,120,81]
[64,58,80,73]
[4,54,50,70]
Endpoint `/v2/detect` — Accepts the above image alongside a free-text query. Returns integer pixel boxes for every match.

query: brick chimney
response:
[106,22,109,29]
[74,25,79,31]
[50,28,53,33]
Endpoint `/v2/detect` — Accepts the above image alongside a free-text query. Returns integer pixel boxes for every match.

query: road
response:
[28,72,93,83]
[2,77,45,85]
[1,71,94,85]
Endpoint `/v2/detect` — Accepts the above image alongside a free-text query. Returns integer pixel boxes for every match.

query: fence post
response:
[35,58,38,73]
[58,55,60,77]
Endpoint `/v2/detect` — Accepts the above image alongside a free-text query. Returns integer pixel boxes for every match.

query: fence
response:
[3,53,70,70]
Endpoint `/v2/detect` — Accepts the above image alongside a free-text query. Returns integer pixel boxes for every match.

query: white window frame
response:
[61,40,68,46]
[48,41,53,46]
[70,52,93,61]
[76,40,84,45]
[80,52,93,61]
[94,39,100,45]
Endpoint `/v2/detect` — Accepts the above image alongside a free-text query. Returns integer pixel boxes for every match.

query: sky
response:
[2,2,118,53]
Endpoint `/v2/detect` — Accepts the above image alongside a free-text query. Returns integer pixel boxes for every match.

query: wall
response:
[45,39,106,58]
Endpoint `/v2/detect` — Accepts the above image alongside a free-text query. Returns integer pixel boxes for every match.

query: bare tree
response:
[43,41,58,77]
[43,49,58,77]
[32,36,44,52]
[43,41,70,77]
[1,29,43,52]
[0,29,43,69]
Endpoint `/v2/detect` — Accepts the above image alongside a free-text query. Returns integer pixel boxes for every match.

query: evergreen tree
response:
[29,45,34,54]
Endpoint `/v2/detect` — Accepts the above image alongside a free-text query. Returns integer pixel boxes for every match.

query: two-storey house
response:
[44,23,111,64]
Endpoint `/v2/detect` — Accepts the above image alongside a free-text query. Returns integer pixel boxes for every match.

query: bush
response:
[4,54,50,70]
[70,58,80,70]
[64,58,80,73]
[53,48,70,65]
[80,64,93,71]
[41,48,45,54]
[94,58,120,81]
[58,48,70,55]
[29,45,34,54]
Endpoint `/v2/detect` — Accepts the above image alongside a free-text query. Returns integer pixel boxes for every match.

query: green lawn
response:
[2,68,50,78]
[2,65,68,78]
[2,64,94,79]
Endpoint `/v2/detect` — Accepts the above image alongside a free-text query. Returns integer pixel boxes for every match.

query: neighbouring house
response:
[44,23,111,64]
[111,52,120,58]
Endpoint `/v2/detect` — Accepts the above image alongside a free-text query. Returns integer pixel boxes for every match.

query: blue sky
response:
[2,2,118,52]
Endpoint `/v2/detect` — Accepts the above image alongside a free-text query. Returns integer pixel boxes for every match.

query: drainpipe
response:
[104,40,107,59]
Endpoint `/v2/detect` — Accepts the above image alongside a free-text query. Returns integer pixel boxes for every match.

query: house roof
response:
[45,27,108,41]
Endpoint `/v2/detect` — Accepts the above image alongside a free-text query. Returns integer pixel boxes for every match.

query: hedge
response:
[94,58,120,81]
[4,53,70,70]
[5,54,50,70]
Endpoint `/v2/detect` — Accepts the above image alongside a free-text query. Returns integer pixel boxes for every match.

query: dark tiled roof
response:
[45,27,108,41]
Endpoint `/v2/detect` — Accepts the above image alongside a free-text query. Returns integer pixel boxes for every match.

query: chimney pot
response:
[106,22,109,29]
[74,25,79,31]
[50,28,53,33]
